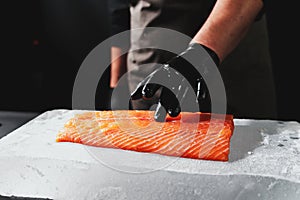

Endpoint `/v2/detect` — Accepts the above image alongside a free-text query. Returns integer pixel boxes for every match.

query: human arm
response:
[131,0,264,121]
[192,0,264,62]
[110,47,127,88]
[108,0,130,88]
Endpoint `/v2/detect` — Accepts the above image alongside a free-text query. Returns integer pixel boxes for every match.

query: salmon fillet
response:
[56,111,234,161]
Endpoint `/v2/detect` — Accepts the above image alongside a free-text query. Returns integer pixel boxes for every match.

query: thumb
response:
[154,102,167,122]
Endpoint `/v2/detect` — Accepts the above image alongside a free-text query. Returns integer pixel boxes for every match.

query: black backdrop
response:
[1,0,299,121]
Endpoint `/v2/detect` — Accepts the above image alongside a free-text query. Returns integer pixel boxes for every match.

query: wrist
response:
[187,43,220,66]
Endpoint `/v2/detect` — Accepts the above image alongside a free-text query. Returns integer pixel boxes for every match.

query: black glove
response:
[130,43,220,122]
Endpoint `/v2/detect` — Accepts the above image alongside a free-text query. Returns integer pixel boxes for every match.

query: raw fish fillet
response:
[56,110,234,161]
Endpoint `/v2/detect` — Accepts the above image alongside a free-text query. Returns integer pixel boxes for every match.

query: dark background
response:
[0,0,299,121]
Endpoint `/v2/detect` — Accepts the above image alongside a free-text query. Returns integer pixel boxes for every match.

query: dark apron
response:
[127,0,277,119]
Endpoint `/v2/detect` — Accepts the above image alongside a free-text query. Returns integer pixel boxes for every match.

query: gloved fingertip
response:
[154,103,167,122]
[168,106,181,118]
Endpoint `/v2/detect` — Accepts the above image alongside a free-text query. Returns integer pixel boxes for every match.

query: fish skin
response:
[56,111,234,161]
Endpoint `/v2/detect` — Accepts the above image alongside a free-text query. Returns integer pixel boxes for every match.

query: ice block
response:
[0,110,299,199]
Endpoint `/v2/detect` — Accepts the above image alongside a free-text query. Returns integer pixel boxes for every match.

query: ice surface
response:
[0,109,300,199]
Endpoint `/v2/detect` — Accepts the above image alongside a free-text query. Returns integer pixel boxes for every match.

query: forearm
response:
[192,0,263,62]
[110,46,127,88]
[108,0,130,88]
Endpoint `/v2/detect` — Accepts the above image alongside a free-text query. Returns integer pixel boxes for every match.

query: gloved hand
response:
[130,43,220,122]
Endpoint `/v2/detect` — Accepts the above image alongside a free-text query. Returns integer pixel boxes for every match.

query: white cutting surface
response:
[0,109,300,200]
